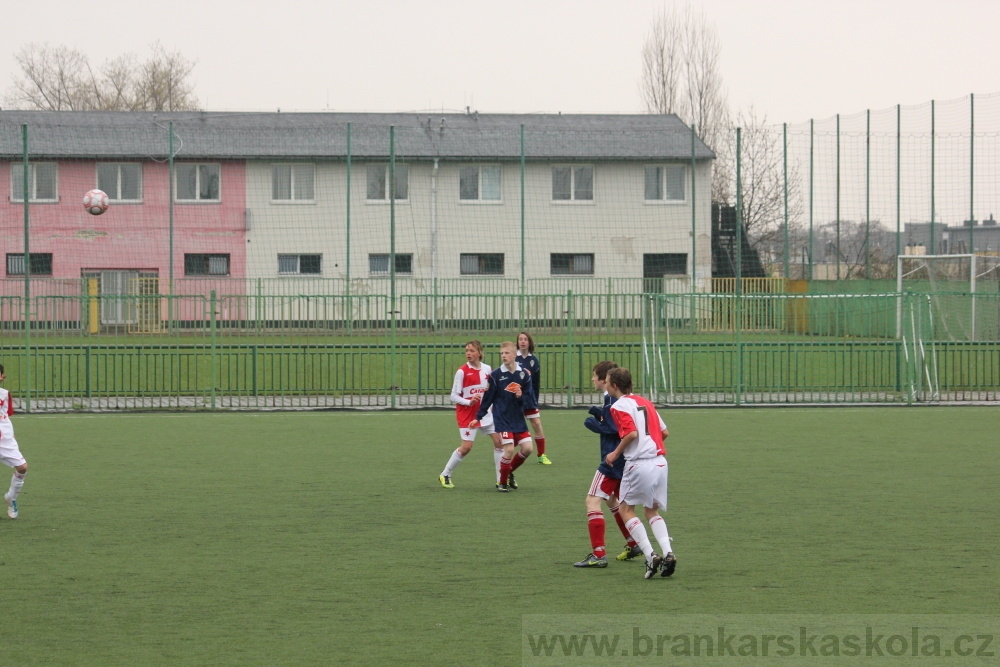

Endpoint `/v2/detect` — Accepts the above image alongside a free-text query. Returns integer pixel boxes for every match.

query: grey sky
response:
[4,0,998,123]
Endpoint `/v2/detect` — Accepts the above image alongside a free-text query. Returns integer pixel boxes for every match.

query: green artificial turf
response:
[0,407,996,665]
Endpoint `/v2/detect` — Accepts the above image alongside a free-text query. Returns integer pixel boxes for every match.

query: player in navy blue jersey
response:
[516,331,551,464]
[469,341,537,491]
[574,361,642,568]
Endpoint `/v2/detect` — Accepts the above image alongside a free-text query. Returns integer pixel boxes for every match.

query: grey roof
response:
[0,111,715,161]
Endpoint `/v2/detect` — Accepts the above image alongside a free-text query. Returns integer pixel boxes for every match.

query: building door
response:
[99,270,139,325]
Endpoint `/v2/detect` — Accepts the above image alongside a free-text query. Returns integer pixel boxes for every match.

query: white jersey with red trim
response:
[610,394,666,460]
[451,363,493,427]
[0,387,14,437]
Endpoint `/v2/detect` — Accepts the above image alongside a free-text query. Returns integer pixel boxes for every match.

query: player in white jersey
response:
[604,367,676,579]
[0,364,28,519]
[438,341,502,489]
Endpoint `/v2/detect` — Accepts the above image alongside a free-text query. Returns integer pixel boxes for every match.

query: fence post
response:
[808,119,814,281]
[389,126,397,409]
[346,122,352,334]
[735,128,743,407]
[930,100,936,255]
[251,343,258,399]
[782,122,789,279]
[865,109,871,280]
[836,113,841,281]
[519,124,526,330]
[566,289,574,408]
[21,124,32,412]
[168,122,175,335]
[970,93,975,253]
[86,345,92,400]
[210,289,217,410]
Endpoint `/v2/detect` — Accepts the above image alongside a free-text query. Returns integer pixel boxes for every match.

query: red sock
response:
[499,458,512,484]
[510,451,528,472]
[610,504,638,546]
[535,437,546,456]
[587,511,606,558]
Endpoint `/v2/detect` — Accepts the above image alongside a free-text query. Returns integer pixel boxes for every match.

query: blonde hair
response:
[500,341,516,352]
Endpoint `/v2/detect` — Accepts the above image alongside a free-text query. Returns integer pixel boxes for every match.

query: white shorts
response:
[459,412,495,442]
[587,470,622,501]
[619,456,668,510]
[0,423,26,468]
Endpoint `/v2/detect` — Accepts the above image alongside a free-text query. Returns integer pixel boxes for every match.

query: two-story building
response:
[1,110,714,328]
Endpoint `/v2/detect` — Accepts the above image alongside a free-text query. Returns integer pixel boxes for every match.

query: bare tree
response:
[815,219,896,279]
[6,42,199,111]
[7,44,91,110]
[639,6,731,201]
[733,107,803,252]
[639,6,685,116]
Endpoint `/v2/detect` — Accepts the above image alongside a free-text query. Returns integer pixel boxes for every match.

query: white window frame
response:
[96,162,143,202]
[366,164,409,203]
[278,254,322,275]
[551,165,594,203]
[11,162,58,202]
[644,165,687,203]
[369,253,413,276]
[550,253,594,275]
[184,253,230,276]
[460,253,505,276]
[459,165,502,203]
[175,163,221,202]
[6,252,54,276]
[271,164,316,203]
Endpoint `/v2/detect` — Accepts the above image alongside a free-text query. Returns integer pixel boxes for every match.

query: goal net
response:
[897,254,1000,341]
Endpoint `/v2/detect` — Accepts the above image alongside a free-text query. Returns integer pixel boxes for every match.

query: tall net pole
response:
[21,124,31,412]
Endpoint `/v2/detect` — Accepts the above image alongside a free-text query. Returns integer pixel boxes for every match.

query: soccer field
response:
[1,407,997,665]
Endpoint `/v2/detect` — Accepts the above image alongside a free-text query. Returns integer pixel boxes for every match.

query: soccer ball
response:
[83,189,109,215]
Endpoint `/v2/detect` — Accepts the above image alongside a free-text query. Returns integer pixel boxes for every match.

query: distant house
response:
[1,111,714,326]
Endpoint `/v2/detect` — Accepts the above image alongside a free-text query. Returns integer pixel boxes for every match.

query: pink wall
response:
[0,160,247,296]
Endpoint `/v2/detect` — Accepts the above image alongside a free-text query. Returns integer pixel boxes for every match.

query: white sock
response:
[7,472,25,501]
[625,517,654,560]
[649,515,673,556]
[494,448,504,483]
[442,449,464,477]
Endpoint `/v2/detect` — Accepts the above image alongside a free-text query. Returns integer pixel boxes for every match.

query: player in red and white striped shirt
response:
[0,364,28,519]
[604,367,676,579]
[438,341,502,489]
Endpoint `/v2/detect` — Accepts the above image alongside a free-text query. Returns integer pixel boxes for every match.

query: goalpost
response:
[896,253,1000,341]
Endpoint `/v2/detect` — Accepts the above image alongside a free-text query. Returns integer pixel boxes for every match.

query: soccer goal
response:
[896,254,1000,341]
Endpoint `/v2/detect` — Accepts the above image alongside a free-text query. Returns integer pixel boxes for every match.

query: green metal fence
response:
[1,289,997,411]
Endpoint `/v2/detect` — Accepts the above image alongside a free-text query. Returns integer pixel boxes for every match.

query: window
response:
[369,253,413,275]
[366,164,408,201]
[644,165,686,201]
[278,254,322,275]
[459,165,501,201]
[550,253,594,275]
[176,164,220,201]
[97,163,142,201]
[552,166,593,201]
[272,164,315,202]
[6,253,53,276]
[643,253,687,292]
[460,253,504,275]
[184,253,230,276]
[11,163,57,202]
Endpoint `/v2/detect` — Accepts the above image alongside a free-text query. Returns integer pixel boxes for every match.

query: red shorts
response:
[500,431,532,445]
[587,470,621,501]
[523,407,540,419]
